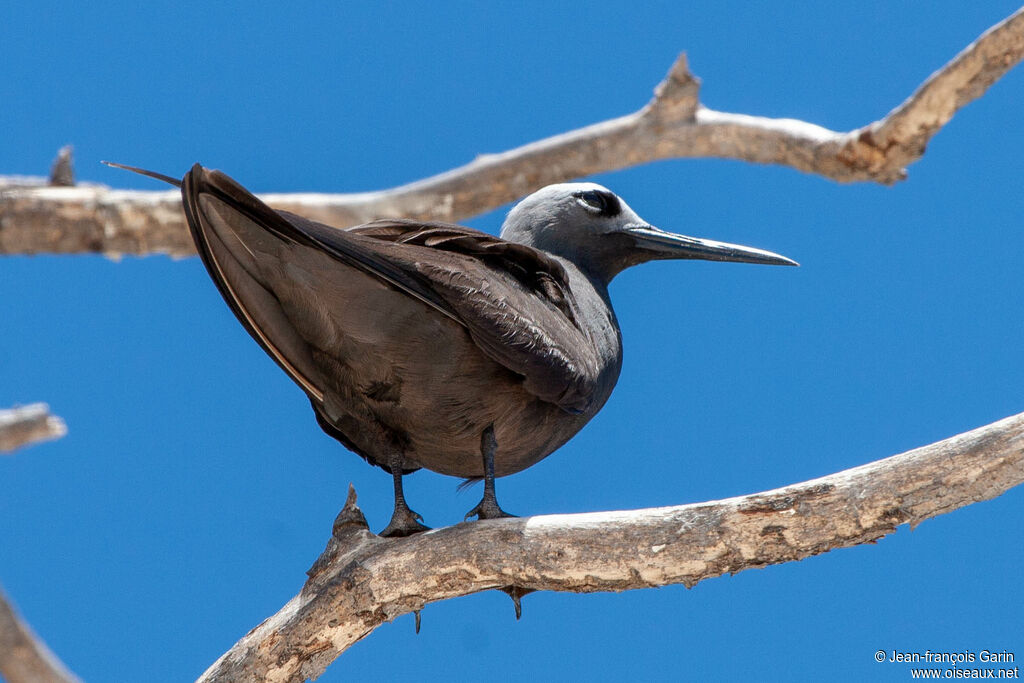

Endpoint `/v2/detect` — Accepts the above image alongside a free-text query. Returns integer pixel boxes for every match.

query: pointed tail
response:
[101,160,182,188]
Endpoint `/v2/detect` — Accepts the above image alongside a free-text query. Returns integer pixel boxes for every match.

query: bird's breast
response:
[282,244,623,478]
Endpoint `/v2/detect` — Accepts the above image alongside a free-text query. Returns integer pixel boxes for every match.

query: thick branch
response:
[199,411,1024,683]
[2,9,1022,257]
[0,404,67,454]
[0,586,81,683]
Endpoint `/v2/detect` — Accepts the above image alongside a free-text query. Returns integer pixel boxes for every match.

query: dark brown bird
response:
[106,162,796,536]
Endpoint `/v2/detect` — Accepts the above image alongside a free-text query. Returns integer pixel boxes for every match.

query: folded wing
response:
[182,165,602,415]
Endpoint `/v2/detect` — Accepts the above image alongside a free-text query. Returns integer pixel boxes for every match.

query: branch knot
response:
[646,53,701,123]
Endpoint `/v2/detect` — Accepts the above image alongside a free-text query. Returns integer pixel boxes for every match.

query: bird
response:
[105,162,796,536]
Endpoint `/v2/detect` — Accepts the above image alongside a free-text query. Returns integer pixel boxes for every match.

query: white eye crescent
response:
[574,190,609,214]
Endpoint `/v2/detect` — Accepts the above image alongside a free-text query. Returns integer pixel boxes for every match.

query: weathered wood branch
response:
[0,585,81,683]
[0,404,67,454]
[2,8,1022,258]
[199,411,1024,683]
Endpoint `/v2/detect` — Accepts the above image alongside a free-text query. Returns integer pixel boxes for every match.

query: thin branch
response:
[0,585,82,683]
[0,404,67,454]
[2,9,1022,257]
[198,411,1024,683]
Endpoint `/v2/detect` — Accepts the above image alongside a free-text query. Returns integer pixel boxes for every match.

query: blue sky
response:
[3,2,1022,681]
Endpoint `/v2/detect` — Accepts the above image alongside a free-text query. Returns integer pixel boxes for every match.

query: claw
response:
[464,499,517,521]
[380,506,430,537]
[465,425,517,521]
[382,452,429,537]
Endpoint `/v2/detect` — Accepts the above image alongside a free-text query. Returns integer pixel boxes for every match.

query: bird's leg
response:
[380,452,430,537]
[465,425,516,521]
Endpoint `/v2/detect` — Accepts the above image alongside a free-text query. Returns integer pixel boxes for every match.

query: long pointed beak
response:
[623,224,798,267]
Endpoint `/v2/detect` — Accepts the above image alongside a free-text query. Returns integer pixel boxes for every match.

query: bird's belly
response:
[308,285,590,478]
[404,383,585,477]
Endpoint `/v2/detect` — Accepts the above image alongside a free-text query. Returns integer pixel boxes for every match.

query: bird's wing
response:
[348,219,603,413]
[182,165,465,404]
[182,165,600,413]
[183,168,325,401]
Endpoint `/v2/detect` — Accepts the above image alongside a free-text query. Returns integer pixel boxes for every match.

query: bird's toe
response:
[380,509,431,537]
[465,499,517,522]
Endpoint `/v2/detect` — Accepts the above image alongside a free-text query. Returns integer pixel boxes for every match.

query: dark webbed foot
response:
[381,451,430,537]
[464,425,516,521]
[464,496,517,521]
[380,502,430,537]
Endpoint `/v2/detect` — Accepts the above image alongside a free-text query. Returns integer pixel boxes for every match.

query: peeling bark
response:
[1,8,1022,257]
[198,411,1024,683]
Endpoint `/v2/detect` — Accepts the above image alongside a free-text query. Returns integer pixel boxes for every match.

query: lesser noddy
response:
[106,162,796,536]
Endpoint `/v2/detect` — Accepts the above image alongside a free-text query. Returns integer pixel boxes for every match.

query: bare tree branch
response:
[0,404,67,454]
[1,8,1022,258]
[840,7,1024,181]
[0,585,81,683]
[198,411,1024,683]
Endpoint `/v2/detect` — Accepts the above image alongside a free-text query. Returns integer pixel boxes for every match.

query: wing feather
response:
[182,165,600,414]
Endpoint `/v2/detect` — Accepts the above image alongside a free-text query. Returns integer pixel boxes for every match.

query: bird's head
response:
[500,182,796,285]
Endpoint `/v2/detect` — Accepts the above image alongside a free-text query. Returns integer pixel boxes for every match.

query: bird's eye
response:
[573,189,622,217]
[574,190,608,214]
[575,190,607,212]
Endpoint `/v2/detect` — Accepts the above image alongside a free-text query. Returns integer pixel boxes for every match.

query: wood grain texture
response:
[198,411,1024,683]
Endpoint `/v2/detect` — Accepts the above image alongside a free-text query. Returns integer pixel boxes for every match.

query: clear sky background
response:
[3,2,1023,681]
